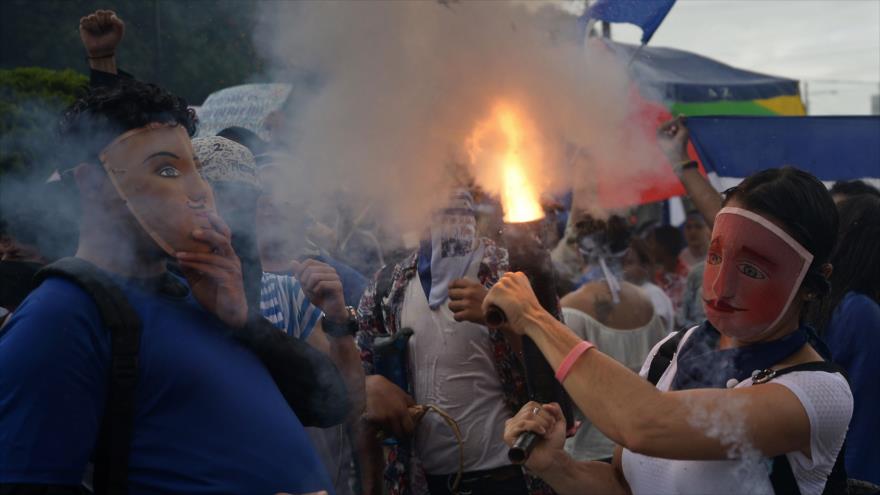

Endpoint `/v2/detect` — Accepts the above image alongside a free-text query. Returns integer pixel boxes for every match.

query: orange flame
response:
[468,102,545,224]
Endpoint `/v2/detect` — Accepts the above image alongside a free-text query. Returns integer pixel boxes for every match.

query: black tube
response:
[494,220,574,465]
[484,304,506,328]
[507,431,538,464]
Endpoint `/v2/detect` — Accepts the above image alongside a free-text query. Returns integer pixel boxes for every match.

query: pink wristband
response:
[555,341,595,383]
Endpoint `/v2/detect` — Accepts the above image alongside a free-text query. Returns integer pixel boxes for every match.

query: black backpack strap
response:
[35,258,141,495]
[646,329,689,386]
[757,361,849,495]
[753,361,848,384]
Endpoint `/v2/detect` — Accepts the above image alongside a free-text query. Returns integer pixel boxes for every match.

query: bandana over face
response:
[100,124,217,256]
[702,207,813,340]
[417,190,484,309]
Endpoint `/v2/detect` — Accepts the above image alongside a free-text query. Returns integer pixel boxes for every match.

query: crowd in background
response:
[1,9,878,495]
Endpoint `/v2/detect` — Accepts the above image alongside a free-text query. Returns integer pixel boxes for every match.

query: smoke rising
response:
[685,393,772,494]
[0,100,81,262]
[255,0,666,235]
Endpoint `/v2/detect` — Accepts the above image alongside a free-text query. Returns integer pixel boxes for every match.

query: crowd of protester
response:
[0,9,878,495]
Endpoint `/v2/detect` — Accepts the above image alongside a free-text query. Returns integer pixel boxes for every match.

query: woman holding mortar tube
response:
[488,122,853,495]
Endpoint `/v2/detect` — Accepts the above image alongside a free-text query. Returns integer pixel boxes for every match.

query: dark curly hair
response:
[650,225,685,260]
[57,80,197,169]
[574,214,631,254]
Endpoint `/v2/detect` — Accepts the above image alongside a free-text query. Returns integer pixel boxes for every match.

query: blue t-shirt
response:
[0,274,333,494]
[825,291,880,485]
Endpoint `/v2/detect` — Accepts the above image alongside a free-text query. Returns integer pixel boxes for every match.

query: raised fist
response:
[291,258,347,324]
[656,116,691,165]
[79,9,125,58]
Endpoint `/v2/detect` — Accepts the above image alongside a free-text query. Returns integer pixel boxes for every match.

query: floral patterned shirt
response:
[356,239,553,495]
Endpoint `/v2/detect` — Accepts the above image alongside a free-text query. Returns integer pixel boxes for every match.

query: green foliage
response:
[0,0,272,179]
[0,67,88,178]
[0,67,88,105]
[0,0,268,105]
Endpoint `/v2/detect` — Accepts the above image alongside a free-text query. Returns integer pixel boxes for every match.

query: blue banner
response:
[585,0,676,44]
[686,116,880,180]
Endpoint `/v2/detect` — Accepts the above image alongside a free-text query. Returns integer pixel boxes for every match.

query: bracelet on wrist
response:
[322,306,358,338]
[672,159,698,176]
[87,52,115,60]
[555,340,595,383]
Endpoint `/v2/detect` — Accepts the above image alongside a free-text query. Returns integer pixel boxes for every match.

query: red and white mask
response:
[702,207,813,340]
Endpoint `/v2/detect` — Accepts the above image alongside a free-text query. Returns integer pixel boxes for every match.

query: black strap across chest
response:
[35,258,141,495]
[646,329,849,495]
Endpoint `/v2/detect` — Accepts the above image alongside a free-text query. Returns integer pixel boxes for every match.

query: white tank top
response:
[402,260,512,475]
[621,328,853,495]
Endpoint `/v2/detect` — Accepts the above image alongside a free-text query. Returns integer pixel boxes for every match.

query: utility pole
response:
[154,0,162,86]
[803,81,809,115]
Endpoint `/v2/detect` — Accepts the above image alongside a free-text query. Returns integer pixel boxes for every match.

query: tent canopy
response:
[606,40,802,106]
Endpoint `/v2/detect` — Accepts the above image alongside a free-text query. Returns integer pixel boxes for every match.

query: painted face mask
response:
[702,207,813,340]
[99,124,216,255]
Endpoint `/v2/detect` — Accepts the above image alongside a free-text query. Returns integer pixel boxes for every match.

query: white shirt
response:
[621,328,853,495]
[640,282,675,333]
[402,259,511,475]
[562,307,668,461]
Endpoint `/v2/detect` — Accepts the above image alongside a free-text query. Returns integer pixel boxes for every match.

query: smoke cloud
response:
[255,0,667,235]
[0,100,80,262]
[685,392,772,494]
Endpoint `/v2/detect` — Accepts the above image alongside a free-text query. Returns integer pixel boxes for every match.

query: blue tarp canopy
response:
[686,116,880,180]
[605,41,801,103]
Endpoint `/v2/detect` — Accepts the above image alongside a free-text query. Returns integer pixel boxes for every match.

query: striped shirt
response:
[260,272,322,340]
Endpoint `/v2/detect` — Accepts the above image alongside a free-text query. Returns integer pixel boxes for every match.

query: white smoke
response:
[255,0,667,235]
[685,392,773,494]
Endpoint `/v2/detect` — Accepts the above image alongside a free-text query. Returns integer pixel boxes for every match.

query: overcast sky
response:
[604,0,880,115]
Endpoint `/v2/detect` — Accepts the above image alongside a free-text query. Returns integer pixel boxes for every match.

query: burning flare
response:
[468,102,545,224]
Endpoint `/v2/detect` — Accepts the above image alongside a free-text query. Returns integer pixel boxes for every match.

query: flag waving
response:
[585,0,676,44]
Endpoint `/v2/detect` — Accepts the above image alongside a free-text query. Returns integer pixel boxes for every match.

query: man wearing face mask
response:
[357,190,552,495]
[0,82,342,495]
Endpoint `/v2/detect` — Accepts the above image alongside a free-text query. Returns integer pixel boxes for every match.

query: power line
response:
[803,78,880,85]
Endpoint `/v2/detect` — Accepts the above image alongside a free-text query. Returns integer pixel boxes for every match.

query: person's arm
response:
[484,272,814,461]
[503,402,630,495]
[79,10,134,88]
[0,280,108,489]
[658,117,723,228]
[293,259,366,419]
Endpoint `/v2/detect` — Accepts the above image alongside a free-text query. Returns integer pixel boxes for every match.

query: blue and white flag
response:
[584,0,676,44]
